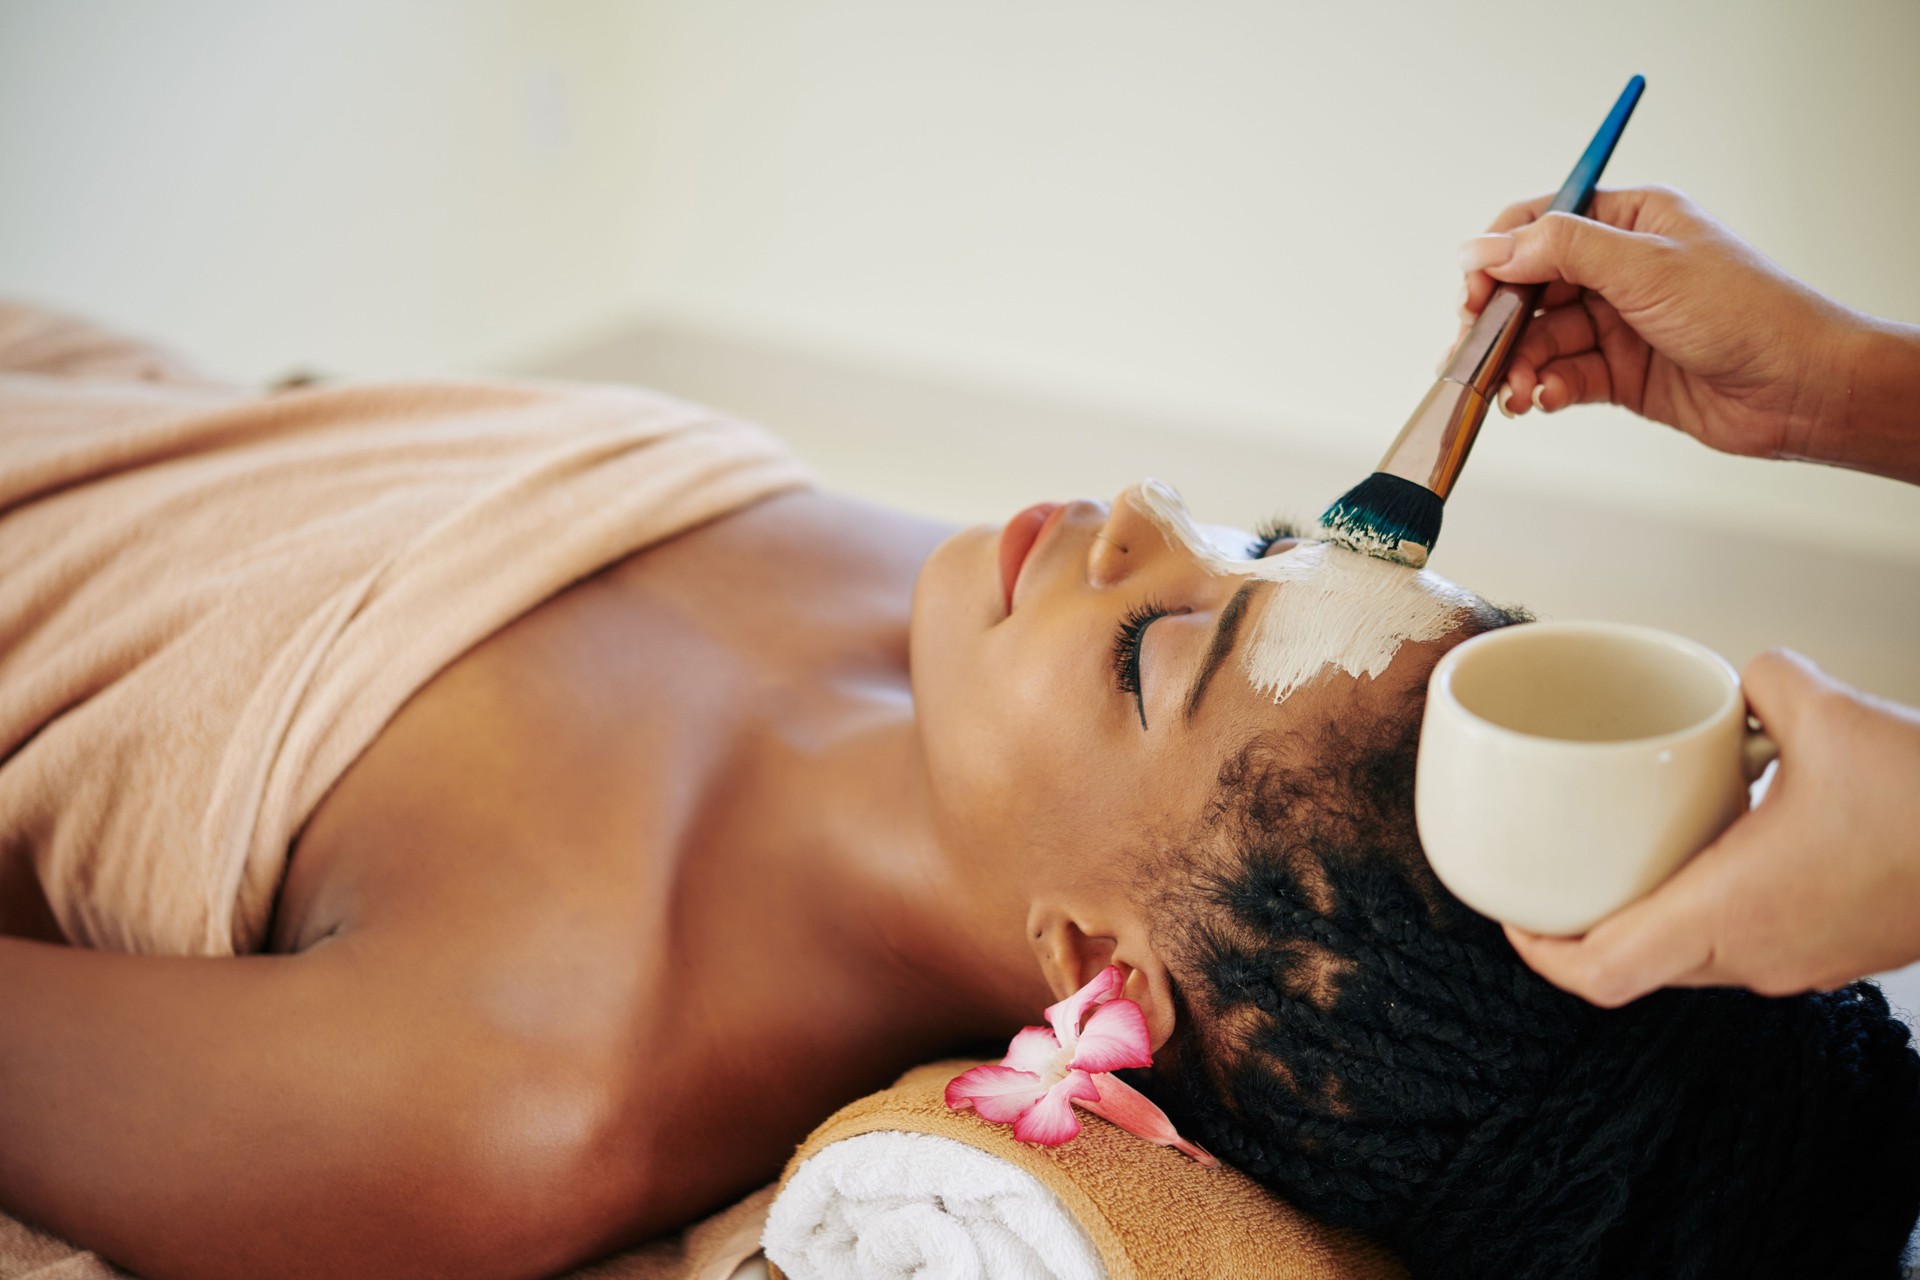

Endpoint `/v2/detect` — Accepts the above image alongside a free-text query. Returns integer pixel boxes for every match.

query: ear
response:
[1026,902,1179,1055]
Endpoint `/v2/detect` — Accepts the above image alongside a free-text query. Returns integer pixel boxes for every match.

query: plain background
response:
[3,1,1917,1014]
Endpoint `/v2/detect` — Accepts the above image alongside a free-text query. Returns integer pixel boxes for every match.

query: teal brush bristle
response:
[1319,473,1444,568]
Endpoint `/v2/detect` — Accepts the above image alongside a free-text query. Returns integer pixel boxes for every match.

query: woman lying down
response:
[2,300,1917,1280]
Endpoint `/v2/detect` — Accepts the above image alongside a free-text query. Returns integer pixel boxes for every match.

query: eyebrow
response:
[1182,578,1272,723]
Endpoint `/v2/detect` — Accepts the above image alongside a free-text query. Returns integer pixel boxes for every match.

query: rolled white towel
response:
[762,1131,1105,1280]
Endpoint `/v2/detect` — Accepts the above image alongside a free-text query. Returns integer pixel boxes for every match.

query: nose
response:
[1087,485,1172,587]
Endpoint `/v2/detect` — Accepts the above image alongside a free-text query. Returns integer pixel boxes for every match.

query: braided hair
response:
[1136,687,1920,1278]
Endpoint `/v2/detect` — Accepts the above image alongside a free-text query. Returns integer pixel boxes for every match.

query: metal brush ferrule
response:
[1375,282,1541,500]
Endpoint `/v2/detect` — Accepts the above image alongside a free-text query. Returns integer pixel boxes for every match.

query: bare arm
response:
[0,934,635,1280]
[1825,317,1920,485]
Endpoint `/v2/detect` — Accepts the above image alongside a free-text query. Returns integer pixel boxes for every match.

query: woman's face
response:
[909,482,1494,884]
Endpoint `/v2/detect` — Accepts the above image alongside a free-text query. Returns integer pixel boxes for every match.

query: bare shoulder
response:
[254,483,953,1242]
[276,486,949,953]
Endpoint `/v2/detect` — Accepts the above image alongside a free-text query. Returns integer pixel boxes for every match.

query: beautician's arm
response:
[1459,185,1920,486]
[0,935,631,1280]
[1506,649,1920,1007]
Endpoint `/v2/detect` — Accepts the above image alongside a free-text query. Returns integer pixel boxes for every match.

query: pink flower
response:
[944,966,1218,1166]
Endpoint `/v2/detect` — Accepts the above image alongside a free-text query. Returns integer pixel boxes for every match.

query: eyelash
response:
[1110,516,1296,726]
[1244,517,1304,559]
[1111,600,1170,701]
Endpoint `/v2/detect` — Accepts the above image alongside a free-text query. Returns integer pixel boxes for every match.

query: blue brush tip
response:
[1319,473,1444,568]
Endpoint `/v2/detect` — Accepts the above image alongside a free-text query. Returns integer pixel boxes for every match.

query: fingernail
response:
[1532,383,1549,412]
[1457,233,1515,273]
[1498,389,1515,419]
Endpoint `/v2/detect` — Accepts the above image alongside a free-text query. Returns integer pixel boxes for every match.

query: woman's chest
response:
[272,491,945,953]
[274,491,959,1232]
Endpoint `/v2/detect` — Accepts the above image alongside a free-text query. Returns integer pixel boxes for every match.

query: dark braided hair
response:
[1136,674,1920,1278]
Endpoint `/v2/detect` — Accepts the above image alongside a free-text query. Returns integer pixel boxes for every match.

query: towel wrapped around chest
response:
[0,301,812,956]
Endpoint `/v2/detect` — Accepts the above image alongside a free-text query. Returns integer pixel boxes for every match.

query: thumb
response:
[1503,855,1719,1008]
[1740,647,1841,744]
[1466,211,1665,301]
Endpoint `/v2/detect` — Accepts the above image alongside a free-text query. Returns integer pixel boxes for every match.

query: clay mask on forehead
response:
[1130,480,1477,702]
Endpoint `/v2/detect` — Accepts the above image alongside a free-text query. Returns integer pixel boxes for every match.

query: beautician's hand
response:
[1458,185,1920,485]
[1505,649,1920,1007]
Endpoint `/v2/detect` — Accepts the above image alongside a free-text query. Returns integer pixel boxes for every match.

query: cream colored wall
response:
[9,1,1916,563]
[0,1,648,381]
[623,0,1920,561]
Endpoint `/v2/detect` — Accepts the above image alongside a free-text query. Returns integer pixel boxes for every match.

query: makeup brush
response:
[1320,74,1646,568]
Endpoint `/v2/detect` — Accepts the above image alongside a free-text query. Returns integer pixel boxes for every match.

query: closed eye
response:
[1245,517,1305,559]
[1112,601,1176,730]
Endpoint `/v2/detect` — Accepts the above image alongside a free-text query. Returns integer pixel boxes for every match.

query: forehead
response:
[1132,480,1482,703]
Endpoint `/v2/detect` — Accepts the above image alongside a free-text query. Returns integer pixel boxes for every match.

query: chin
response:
[914,520,1002,623]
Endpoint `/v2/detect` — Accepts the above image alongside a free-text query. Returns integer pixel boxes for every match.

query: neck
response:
[707,676,1051,1061]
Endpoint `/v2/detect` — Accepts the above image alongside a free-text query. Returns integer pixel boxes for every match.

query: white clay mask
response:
[1130,480,1477,702]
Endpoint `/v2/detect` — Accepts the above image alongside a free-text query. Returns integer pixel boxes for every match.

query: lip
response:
[998,502,1065,613]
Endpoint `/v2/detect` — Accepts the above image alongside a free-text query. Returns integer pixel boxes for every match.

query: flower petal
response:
[1077,1073,1220,1167]
[1068,999,1154,1073]
[1010,1070,1101,1145]
[944,1064,1048,1124]
[1045,965,1123,1050]
[1001,1025,1065,1078]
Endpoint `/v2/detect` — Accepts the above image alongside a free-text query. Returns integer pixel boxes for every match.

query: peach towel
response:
[0,302,812,956]
[766,1060,1406,1280]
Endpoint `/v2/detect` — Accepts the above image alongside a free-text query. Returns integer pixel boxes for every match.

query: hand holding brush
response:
[1457,184,1920,486]
[1320,74,1646,567]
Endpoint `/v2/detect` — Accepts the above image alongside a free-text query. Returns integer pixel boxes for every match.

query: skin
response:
[1449,184,1920,1005]
[0,478,1487,1279]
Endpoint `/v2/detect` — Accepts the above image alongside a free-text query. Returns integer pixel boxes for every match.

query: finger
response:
[1504,301,1630,414]
[1581,292,1655,411]
[1470,278,1584,321]
[1503,186,1683,237]
[1500,360,1539,417]
[1513,776,1818,1005]
[1581,290,1632,351]
[1485,191,1558,234]
[1465,186,1680,306]
[1501,924,1679,1008]
[1535,351,1616,411]
[1484,212,1668,305]
[1488,287,1619,411]
[1465,269,1498,315]
[1740,648,1843,743]
[1536,280,1585,311]
[1511,300,1601,373]
[1582,184,1691,236]
[1504,871,1719,1008]
[1467,277,1583,325]
[1493,298,1624,417]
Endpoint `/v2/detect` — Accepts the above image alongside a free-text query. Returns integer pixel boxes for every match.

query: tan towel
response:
[769,1060,1405,1280]
[0,1210,127,1280]
[0,301,812,956]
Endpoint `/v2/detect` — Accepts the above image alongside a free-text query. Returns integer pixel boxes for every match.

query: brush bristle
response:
[1319,473,1444,568]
